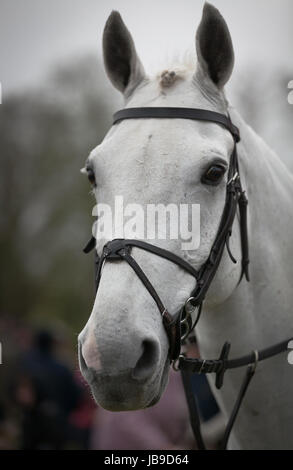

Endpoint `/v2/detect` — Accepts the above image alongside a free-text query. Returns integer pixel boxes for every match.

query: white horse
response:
[78,3,293,449]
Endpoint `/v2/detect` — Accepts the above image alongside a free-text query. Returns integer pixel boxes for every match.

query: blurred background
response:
[0,0,292,450]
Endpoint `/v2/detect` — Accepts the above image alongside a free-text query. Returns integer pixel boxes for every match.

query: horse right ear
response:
[195,3,234,89]
[103,11,146,95]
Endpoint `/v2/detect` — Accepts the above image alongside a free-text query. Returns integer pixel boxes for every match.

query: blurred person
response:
[68,370,97,449]
[0,402,18,450]
[12,329,81,449]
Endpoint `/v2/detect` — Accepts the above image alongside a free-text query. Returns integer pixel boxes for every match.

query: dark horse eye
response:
[201,164,226,185]
[87,167,96,187]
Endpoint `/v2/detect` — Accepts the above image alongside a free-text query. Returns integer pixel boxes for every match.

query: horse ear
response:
[103,11,146,95]
[195,3,234,88]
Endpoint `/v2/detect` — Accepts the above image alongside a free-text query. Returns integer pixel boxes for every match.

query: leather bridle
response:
[83,106,292,450]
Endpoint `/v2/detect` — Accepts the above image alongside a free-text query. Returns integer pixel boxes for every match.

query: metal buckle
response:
[161,308,169,320]
[227,171,239,186]
[198,359,206,374]
[250,349,259,373]
[172,354,185,371]
[184,296,196,312]
[180,326,189,342]
[180,297,197,342]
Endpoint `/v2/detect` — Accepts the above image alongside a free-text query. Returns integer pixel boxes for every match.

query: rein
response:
[83,106,292,450]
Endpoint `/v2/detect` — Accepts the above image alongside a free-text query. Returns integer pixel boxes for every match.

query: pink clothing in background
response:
[90,370,193,450]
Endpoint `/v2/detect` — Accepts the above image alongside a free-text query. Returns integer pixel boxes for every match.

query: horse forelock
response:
[142,54,229,113]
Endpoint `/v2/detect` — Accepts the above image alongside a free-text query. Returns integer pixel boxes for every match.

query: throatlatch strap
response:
[179,340,291,449]
[179,339,291,378]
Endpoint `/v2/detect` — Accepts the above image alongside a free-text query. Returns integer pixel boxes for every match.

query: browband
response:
[113,107,240,143]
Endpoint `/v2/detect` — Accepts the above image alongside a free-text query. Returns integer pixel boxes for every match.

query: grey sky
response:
[0,0,292,94]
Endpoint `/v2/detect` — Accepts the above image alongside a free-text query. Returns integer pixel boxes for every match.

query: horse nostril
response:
[132,339,159,382]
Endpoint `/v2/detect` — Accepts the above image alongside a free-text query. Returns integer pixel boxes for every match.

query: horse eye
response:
[201,164,226,185]
[87,168,96,187]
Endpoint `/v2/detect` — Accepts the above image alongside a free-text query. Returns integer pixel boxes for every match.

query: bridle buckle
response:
[227,171,239,186]
[250,349,259,373]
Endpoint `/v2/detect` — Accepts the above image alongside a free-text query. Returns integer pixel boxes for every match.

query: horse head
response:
[78,3,243,411]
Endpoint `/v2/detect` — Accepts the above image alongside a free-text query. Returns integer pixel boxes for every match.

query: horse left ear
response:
[195,3,234,88]
[103,11,146,95]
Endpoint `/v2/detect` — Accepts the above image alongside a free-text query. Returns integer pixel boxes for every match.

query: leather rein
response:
[83,107,292,450]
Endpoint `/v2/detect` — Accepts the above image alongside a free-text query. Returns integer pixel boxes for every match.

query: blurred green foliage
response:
[0,55,120,336]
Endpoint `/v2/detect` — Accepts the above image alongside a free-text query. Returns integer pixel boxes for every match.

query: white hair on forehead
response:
[149,49,228,111]
[151,49,196,75]
[152,50,195,83]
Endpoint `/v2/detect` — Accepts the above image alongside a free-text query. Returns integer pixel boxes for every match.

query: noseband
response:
[83,106,292,449]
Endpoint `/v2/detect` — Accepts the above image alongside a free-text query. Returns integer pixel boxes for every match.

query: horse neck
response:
[196,107,293,450]
[231,106,293,273]
[198,105,293,356]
